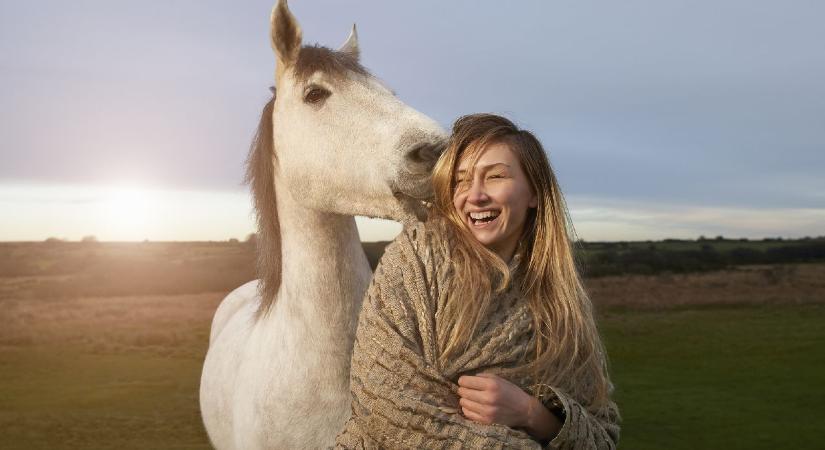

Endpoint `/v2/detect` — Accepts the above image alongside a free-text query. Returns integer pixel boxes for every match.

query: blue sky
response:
[1,0,823,241]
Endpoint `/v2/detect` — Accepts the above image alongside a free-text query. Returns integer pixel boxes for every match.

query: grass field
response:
[0,293,222,449]
[603,303,825,449]
[1,242,823,449]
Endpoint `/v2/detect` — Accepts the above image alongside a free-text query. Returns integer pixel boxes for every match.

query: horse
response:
[199,1,447,448]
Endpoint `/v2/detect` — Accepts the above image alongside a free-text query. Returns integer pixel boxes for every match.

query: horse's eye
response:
[304,86,331,104]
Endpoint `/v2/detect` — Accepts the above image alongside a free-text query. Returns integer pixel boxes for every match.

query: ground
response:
[0,242,822,449]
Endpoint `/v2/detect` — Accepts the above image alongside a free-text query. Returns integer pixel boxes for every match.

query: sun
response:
[100,185,158,241]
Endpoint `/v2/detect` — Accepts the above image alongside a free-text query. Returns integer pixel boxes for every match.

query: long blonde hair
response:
[431,113,614,411]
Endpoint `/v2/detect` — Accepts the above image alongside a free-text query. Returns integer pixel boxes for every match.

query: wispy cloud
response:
[568,195,825,241]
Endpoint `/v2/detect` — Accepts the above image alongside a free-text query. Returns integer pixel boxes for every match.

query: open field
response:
[1,241,823,449]
[0,292,222,449]
[604,302,825,450]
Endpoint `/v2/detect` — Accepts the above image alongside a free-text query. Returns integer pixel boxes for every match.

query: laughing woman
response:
[335,114,621,449]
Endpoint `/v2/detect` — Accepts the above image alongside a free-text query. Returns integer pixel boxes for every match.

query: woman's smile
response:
[467,209,501,227]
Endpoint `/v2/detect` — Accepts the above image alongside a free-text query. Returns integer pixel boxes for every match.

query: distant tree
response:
[81,235,98,243]
[698,235,707,242]
[44,237,63,243]
[715,235,724,241]
[228,238,240,244]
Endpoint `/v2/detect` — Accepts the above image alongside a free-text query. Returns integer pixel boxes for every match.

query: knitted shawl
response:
[334,219,620,449]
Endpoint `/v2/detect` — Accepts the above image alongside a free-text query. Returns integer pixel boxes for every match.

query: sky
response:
[1,0,823,242]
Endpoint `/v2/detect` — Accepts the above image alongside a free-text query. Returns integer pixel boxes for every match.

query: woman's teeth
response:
[469,210,500,225]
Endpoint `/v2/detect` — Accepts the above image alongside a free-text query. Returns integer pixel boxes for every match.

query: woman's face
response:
[452,141,537,261]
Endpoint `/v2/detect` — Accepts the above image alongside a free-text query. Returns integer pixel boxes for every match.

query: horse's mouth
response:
[392,190,431,223]
[387,137,444,224]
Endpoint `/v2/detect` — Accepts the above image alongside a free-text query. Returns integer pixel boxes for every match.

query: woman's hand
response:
[457,372,563,442]
[456,372,534,428]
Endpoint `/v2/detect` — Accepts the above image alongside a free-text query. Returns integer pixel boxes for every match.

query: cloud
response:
[568,194,825,241]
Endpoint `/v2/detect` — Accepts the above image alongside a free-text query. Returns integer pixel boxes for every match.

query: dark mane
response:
[244,92,280,319]
[293,45,369,82]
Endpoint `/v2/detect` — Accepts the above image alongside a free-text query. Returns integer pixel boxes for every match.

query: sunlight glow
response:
[100,185,158,240]
[0,182,256,241]
[0,182,404,242]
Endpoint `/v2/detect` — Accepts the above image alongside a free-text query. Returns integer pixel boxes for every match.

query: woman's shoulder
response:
[399,213,453,261]
[364,214,452,317]
[372,212,454,288]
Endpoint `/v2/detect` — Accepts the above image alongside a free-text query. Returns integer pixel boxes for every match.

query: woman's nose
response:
[467,180,490,204]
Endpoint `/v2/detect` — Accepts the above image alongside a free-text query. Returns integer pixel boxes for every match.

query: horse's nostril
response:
[405,141,445,166]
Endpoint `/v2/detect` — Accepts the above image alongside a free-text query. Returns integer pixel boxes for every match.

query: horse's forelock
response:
[293,45,368,83]
[244,92,281,319]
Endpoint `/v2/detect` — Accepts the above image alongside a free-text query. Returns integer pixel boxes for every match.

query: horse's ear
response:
[338,23,360,60]
[270,0,302,71]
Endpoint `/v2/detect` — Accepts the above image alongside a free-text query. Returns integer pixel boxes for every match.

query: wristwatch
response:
[533,383,567,423]
[544,392,567,423]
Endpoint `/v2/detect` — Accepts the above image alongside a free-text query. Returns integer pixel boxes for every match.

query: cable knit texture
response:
[334,219,620,449]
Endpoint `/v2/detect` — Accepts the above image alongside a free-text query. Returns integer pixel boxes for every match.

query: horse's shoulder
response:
[208,280,259,345]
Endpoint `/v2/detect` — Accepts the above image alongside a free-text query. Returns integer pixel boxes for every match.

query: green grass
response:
[0,346,210,450]
[601,303,825,449]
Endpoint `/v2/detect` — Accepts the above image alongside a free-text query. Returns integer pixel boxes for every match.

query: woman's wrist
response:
[523,396,563,442]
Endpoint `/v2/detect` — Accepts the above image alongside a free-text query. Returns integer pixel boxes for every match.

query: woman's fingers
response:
[457,386,490,404]
[461,405,492,425]
[459,397,488,415]
[457,374,492,390]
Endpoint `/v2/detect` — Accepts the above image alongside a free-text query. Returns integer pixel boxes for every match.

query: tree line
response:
[576,238,825,277]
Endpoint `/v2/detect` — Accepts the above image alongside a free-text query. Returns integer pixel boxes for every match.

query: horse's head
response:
[266,0,446,222]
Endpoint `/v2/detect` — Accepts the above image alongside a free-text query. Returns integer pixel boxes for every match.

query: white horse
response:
[199,1,446,449]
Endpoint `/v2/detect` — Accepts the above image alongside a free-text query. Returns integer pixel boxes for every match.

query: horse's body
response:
[199,1,446,448]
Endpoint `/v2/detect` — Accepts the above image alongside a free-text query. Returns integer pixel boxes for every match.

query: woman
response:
[335,114,621,449]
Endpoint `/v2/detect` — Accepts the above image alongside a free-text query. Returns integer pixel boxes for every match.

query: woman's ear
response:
[528,192,538,208]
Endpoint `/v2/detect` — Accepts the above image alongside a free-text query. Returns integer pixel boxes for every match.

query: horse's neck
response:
[273,182,372,342]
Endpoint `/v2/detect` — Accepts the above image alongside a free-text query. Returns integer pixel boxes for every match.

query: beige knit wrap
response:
[334,219,620,449]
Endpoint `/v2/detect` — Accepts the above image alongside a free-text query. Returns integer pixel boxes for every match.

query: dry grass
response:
[0,293,224,357]
[0,241,256,300]
[588,263,825,312]
[0,242,237,448]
